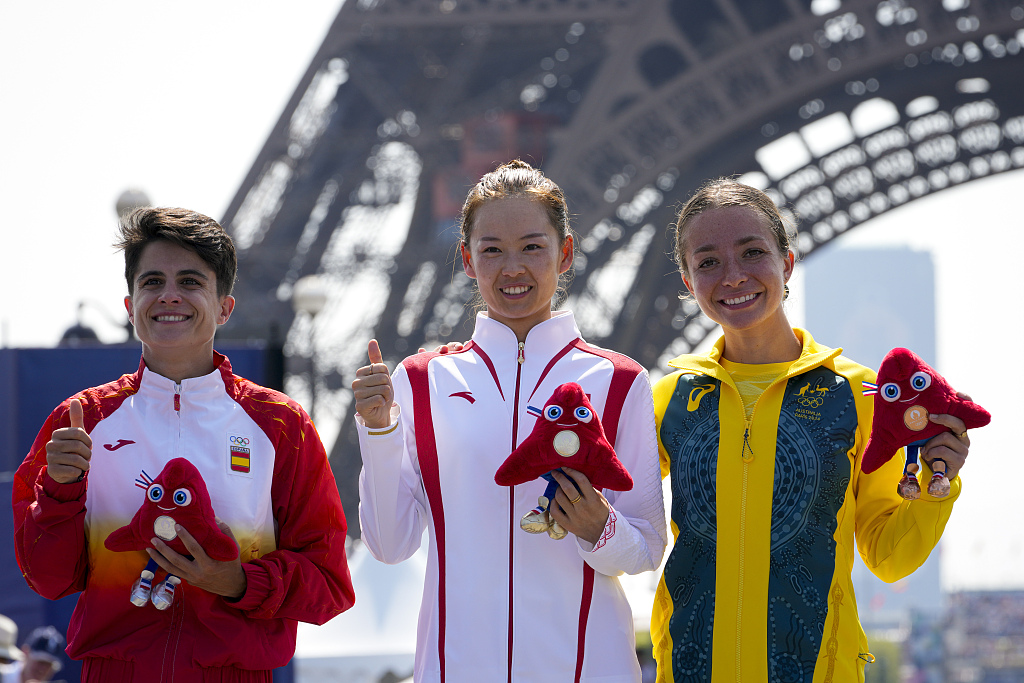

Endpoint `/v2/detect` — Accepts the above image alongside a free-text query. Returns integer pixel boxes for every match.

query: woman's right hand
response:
[46,398,92,483]
[352,339,395,430]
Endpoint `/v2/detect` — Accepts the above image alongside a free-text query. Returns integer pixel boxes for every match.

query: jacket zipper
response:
[165,381,185,675]
[173,382,182,459]
[733,372,792,680]
[737,418,753,677]
[508,340,525,682]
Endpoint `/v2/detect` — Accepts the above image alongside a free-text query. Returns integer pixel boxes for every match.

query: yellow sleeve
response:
[846,361,961,583]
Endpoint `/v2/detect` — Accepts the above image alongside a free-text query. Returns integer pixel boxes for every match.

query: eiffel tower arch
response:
[218,0,1024,526]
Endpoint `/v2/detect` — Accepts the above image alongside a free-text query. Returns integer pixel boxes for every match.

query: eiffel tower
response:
[219,0,1024,525]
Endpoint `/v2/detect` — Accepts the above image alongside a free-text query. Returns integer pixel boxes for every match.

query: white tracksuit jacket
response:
[357,311,667,683]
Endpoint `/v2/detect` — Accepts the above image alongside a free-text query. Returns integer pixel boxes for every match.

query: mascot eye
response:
[573,406,593,423]
[910,371,931,391]
[881,383,901,402]
[173,488,193,506]
[544,405,563,421]
[147,484,164,502]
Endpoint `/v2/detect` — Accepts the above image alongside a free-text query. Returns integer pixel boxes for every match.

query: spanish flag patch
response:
[229,435,251,473]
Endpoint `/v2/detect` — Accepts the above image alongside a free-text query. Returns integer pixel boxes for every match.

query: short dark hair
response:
[116,207,237,297]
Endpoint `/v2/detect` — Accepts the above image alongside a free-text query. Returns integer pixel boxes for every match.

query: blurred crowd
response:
[946,591,1024,663]
[0,615,64,683]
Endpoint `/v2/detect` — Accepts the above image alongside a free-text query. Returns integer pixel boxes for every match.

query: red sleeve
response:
[12,401,90,600]
[229,395,355,623]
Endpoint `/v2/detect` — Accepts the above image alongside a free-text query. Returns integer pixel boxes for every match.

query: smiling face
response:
[125,240,234,380]
[461,198,573,341]
[680,205,794,339]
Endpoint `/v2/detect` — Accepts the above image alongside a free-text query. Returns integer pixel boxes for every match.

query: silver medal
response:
[153,515,178,541]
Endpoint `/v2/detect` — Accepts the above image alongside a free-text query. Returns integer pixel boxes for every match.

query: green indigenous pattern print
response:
[660,373,721,681]
[766,368,855,682]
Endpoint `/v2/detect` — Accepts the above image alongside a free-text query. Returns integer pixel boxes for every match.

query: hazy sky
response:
[2,2,1021,592]
[0,1,343,346]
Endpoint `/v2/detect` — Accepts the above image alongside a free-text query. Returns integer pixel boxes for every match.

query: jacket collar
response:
[137,350,235,397]
[471,311,580,361]
[667,328,842,381]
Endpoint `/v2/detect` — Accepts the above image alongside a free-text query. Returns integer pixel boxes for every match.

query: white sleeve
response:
[577,370,668,576]
[357,364,429,564]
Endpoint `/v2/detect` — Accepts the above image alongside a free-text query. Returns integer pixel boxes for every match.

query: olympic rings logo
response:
[797,396,823,408]
[229,436,251,445]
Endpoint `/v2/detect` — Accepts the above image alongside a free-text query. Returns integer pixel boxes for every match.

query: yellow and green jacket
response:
[651,329,958,683]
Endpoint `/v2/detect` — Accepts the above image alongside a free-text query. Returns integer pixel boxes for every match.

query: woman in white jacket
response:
[352,160,667,683]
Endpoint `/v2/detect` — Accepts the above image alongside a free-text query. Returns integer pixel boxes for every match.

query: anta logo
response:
[687,382,716,412]
[449,391,476,404]
[103,439,136,451]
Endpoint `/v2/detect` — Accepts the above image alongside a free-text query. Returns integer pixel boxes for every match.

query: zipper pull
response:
[741,427,754,463]
[174,382,182,412]
[518,341,525,365]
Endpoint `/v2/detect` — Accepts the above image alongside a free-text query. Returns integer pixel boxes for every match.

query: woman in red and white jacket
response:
[14,207,354,683]
[353,160,667,683]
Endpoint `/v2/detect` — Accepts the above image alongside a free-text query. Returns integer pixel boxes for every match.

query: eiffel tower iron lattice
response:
[218,0,1024,525]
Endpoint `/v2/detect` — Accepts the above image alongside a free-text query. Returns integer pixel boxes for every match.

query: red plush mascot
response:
[105,457,237,609]
[862,347,990,499]
[495,382,632,540]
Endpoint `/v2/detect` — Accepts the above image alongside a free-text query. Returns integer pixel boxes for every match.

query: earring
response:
[783,284,790,301]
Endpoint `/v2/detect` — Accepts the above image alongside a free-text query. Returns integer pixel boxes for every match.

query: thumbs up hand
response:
[352,340,395,430]
[46,398,94,484]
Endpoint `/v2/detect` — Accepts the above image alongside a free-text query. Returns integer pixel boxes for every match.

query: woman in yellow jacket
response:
[651,179,973,682]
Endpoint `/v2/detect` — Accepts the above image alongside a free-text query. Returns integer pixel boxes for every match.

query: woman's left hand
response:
[418,341,465,354]
[549,467,610,545]
[920,392,973,480]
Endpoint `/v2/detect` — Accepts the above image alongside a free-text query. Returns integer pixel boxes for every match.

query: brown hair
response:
[459,159,571,246]
[673,178,793,278]
[116,207,237,297]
